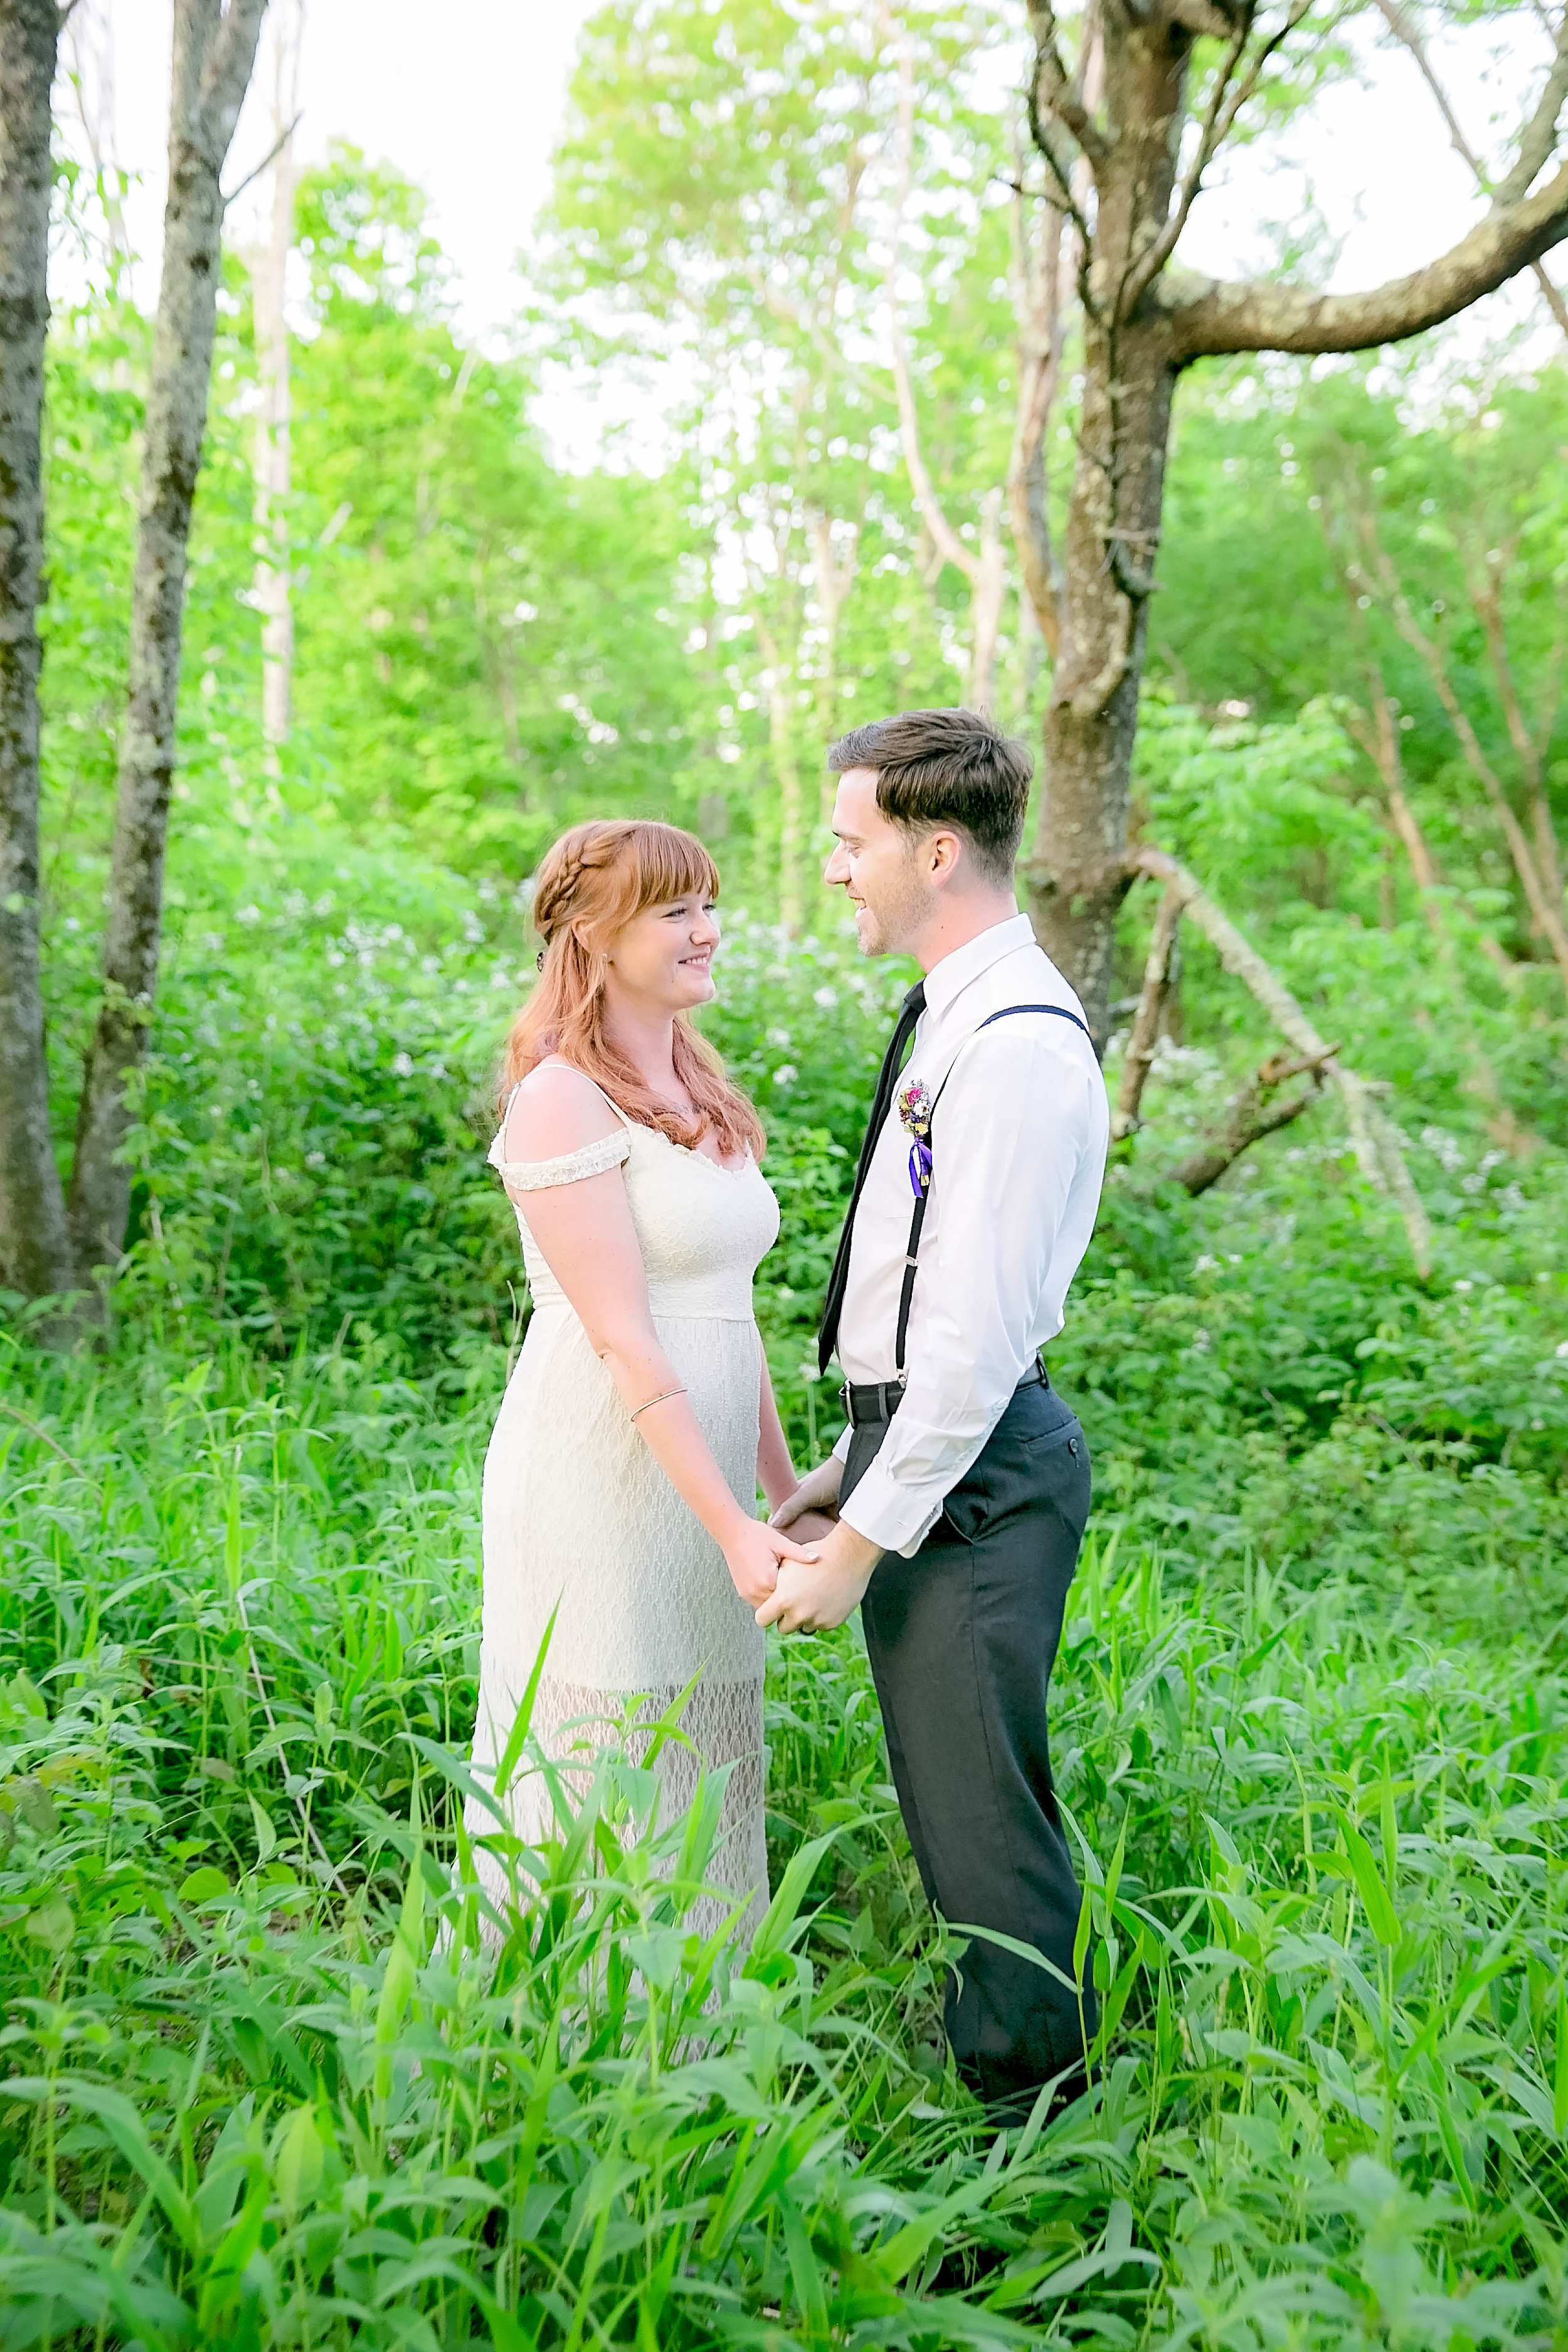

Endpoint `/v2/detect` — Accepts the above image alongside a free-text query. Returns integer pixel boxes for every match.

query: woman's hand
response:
[721,1514,821,1609]
[770,1454,843,1532]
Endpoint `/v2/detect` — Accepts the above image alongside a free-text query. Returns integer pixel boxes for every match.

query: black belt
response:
[840,1357,1047,1431]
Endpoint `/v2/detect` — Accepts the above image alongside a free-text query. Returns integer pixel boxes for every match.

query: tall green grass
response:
[1,1341,1565,2348]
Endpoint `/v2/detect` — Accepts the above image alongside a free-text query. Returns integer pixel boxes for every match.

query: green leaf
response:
[1337,1813,1401,1948]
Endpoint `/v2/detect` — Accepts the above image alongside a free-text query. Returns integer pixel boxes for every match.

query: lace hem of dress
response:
[489,1129,632,1190]
[464,1674,768,1952]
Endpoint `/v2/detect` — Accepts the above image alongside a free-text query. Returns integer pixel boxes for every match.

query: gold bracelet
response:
[630,1385,686,1419]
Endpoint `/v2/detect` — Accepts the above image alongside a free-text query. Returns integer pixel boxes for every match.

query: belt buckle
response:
[838,1380,852,1424]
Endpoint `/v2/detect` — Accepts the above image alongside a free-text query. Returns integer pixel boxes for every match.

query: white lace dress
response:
[465,1084,780,1944]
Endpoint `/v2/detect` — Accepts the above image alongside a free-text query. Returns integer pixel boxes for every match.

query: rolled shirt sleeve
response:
[837,1027,1096,1557]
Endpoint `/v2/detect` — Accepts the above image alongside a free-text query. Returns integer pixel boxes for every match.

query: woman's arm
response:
[756,1351,797,1514]
[504,1069,817,1605]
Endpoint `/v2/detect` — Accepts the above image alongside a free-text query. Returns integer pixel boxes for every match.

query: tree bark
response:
[67,0,268,1276]
[0,0,73,1305]
[1025,9,1185,1045]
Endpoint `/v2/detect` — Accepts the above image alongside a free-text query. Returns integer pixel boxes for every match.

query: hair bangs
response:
[628,822,721,914]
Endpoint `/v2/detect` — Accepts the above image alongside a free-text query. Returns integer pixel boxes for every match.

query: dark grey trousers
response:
[840,1370,1094,2104]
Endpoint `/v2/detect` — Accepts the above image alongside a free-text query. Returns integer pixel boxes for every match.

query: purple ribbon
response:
[908,1139,933,1197]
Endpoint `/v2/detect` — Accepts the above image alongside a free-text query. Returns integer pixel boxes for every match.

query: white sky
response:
[63,0,1560,459]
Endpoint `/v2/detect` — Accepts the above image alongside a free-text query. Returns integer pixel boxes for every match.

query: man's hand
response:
[755,1517,882,1634]
[780,1508,840,1546]
[770,1454,843,1533]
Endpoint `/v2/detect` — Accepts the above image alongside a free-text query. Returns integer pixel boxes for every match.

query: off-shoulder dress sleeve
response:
[487,1128,632,1192]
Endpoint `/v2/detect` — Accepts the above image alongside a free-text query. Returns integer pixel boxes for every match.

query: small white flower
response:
[772,1064,798,1088]
[1194,1254,1219,1276]
[1454,1279,1473,1293]
[391,1051,414,1077]
[813,986,838,1009]
[1556,1340,1568,1360]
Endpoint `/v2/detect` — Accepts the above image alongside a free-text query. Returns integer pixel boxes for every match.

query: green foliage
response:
[14,51,1568,2352]
[1,1353,1567,2345]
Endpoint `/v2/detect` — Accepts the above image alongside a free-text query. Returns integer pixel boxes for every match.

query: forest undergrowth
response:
[3,849,1568,2346]
[1,1338,1567,2348]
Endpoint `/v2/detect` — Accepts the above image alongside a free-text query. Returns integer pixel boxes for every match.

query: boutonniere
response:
[898,1078,933,1197]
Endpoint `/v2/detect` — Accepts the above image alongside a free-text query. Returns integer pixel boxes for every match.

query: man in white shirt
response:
[760,706,1109,2114]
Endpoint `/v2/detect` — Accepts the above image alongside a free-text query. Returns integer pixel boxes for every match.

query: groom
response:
[760,706,1110,2112]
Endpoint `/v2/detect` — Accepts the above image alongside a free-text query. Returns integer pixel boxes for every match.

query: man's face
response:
[823,766,933,958]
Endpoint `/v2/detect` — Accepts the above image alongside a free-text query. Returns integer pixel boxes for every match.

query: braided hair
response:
[497,818,765,1163]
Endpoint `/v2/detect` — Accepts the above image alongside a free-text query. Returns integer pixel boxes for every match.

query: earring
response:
[536,948,545,972]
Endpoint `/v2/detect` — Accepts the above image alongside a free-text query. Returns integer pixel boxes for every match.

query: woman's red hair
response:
[498,819,765,1162]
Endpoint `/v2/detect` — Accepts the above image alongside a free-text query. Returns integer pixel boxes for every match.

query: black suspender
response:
[893,1002,1093,1382]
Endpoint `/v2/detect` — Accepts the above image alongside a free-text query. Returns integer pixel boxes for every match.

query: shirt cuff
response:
[837,1454,944,1559]
[832,1423,852,1464]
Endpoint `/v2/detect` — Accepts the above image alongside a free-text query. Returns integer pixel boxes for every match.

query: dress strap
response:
[534,1058,637,1131]
[490,1060,637,1194]
[489,1128,632,1192]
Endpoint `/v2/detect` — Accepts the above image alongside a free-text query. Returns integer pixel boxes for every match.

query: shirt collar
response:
[921,911,1036,1020]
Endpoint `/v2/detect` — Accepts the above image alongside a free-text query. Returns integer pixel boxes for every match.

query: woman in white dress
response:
[464,818,820,1944]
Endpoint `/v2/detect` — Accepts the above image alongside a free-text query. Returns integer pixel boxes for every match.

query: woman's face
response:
[598,887,721,1012]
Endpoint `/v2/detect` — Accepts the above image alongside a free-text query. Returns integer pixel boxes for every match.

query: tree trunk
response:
[967,487,1006,714]
[754,612,805,935]
[0,0,73,1305]
[67,0,267,1276]
[1024,14,1187,1042]
[807,509,857,824]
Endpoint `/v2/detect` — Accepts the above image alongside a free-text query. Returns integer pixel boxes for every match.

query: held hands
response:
[769,1454,844,1540]
[721,1514,821,1610]
[755,1514,882,1634]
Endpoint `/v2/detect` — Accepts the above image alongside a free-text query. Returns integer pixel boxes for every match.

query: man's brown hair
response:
[826,706,1034,884]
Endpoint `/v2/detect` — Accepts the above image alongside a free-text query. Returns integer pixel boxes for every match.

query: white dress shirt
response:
[832,912,1109,1558]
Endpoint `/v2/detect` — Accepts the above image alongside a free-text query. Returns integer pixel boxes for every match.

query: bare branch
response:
[1005,125,1067,653]
[1373,0,1568,337]
[1350,504,1568,993]
[194,0,268,158]
[1122,1,1320,319]
[1466,541,1567,907]
[1111,880,1183,1138]
[1129,844,1434,1272]
[1494,1,1568,204]
[1170,1047,1335,1195]
[1027,0,1107,173]
[1167,155,1568,356]
[221,105,300,210]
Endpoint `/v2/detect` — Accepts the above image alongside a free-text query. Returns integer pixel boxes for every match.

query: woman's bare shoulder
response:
[501,1061,623,1164]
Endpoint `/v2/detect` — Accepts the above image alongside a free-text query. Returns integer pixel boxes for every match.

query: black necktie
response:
[817,980,926,1375]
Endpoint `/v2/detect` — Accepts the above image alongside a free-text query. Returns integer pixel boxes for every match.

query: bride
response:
[464,817,818,1942]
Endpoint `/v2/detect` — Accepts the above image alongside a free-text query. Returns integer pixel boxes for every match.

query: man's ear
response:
[926,829,965,887]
